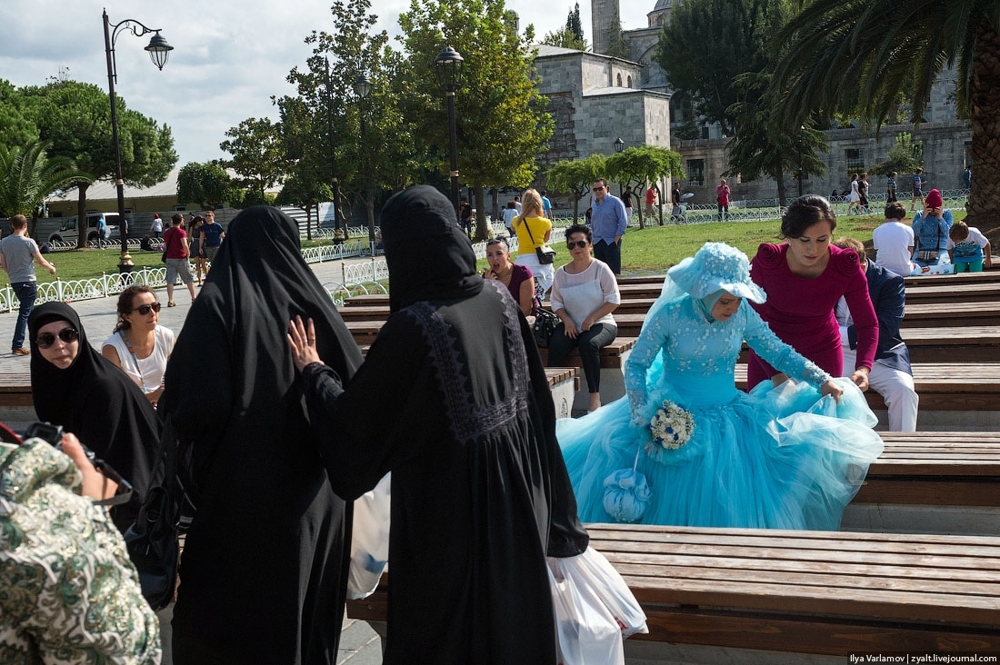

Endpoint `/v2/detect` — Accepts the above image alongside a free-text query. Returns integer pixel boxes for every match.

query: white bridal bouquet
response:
[647,400,695,451]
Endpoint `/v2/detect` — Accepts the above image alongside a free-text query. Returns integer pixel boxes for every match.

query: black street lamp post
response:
[103,10,172,275]
[353,73,376,253]
[434,45,464,219]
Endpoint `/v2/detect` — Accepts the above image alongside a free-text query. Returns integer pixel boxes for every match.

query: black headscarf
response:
[28,302,160,531]
[381,185,483,312]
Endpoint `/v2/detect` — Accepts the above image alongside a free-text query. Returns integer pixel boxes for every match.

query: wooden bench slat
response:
[602,551,1000,584]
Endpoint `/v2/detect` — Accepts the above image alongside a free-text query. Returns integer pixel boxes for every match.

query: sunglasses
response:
[592,186,605,192]
[567,240,589,249]
[36,328,79,349]
[134,302,162,315]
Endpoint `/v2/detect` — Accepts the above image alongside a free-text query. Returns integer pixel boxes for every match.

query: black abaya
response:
[158,206,362,664]
[299,186,589,664]
[28,302,160,532]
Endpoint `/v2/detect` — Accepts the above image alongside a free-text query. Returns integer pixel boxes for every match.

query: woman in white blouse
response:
[547,223,621,412]
[102,285,175,406]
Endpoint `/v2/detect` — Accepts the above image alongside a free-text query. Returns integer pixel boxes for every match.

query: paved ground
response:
[0,255,376,375]
[0,256,385,664]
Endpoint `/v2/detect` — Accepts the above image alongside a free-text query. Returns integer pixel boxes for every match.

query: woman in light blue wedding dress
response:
[556,242,884,529]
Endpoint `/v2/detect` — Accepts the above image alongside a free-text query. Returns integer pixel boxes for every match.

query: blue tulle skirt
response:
[557,378,884,530]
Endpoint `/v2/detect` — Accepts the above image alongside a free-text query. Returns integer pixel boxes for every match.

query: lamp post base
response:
[118,251,135,276]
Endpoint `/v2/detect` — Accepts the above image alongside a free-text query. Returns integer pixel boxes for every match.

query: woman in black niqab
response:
[291,186,589,664]
[158,206,362,664]
[28,302,160,533]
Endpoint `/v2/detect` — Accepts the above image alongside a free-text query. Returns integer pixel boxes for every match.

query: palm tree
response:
[769,0,1000,232]
[0,139,91,221]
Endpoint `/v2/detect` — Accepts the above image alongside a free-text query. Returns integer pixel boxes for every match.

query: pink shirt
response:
[717,184,730,205]
[747,243,878,389]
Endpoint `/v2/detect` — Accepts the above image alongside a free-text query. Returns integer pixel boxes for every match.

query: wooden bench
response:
[347,524,1000,660]
[734,363,1000,429]
[845,431,1000,536]
[0,372,35,428]
[904,281,1000,304]
[905,269,1000,286]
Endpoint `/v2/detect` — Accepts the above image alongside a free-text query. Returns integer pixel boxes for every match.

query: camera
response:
[23,421,64,446]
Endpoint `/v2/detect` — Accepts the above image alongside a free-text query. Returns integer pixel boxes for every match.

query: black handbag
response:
[123,422,183,611]
[532,307,559,348]
[523,219,555,264]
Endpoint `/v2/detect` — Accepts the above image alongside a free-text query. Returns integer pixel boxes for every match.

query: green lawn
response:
[19,210,961,285]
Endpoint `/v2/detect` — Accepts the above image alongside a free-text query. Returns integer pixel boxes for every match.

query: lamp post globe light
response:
[434,45,464,219]
[103,9,173,275]
[352,73,376,253]
[614,137,625,153]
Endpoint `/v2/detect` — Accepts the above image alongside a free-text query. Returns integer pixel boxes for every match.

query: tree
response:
[177,161,231,211]
[656,0,786,135]
[220,117,284,204]
[275,170,332,240]
[546,154,607,222]
[399,0,554,239]
[281,0,420,241]
[869,132,923,177]
[541,26,588,51]
[0,80,39,151]
[769,0,1000,234]
[0,140,91,224]
[725,72,828,205]
[20,80,176,248]
[567,3,585,43]
[606,145,685,227]
[541,4,588,51]
[605,4,630,60]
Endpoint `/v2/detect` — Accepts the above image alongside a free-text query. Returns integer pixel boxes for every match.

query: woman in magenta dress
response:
[748,195,878,391]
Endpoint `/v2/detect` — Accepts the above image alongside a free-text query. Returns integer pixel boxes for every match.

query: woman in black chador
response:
[288,185,589,664]
[159,206,362,664]
[29,301,160,533]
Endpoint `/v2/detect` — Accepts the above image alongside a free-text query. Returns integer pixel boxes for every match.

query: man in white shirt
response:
[872,202,914,277]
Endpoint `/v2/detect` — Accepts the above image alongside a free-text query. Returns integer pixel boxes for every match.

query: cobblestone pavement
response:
[0,256,385,664]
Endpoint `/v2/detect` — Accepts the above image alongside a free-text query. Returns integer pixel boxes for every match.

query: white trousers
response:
[843,348,919,431]
[515,253,555,298]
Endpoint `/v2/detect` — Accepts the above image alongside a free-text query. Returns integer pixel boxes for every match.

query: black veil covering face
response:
[159,206,362,664]
[300,186,589,664]
[28,302,160,533]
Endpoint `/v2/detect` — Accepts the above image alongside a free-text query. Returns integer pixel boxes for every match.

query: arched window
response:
[627,75,633,88]
[616,73,623,87]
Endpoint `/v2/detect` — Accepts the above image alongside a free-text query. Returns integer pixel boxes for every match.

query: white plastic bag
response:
[548,550,627,665]
[566,547,648,637]
[347,472,391,600]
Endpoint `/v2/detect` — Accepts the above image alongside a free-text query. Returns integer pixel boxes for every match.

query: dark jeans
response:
[593,239,621,274]
[11,281,37,350]
[547,322,617,393]
[717,203,728,221]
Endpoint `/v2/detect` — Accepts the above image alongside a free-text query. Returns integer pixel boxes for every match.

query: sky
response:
[1,0,651,166]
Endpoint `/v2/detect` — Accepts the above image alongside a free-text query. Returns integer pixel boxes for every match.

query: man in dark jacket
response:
[835,238,918,431]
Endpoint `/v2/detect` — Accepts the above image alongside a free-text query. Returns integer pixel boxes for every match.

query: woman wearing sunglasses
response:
[547,223,621,413]
[28,302,161,534]
[100,285,175,406]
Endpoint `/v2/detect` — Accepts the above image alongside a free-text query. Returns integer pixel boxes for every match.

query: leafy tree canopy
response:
[220,117,284,201]
[541,26,588,51]
[867,132,923,178]
[656,0,788,135]
[546,153,606,222]
[17,79,175,247]
[398,0,554,238]
[606,145,684,227]
[177,161,232,210]
[0,139,91,218]
[0,80,39,151]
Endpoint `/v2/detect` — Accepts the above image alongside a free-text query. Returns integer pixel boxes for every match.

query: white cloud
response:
[0,0,649,164]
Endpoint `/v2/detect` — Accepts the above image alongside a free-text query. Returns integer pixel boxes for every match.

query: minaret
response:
[591,0,620,56]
